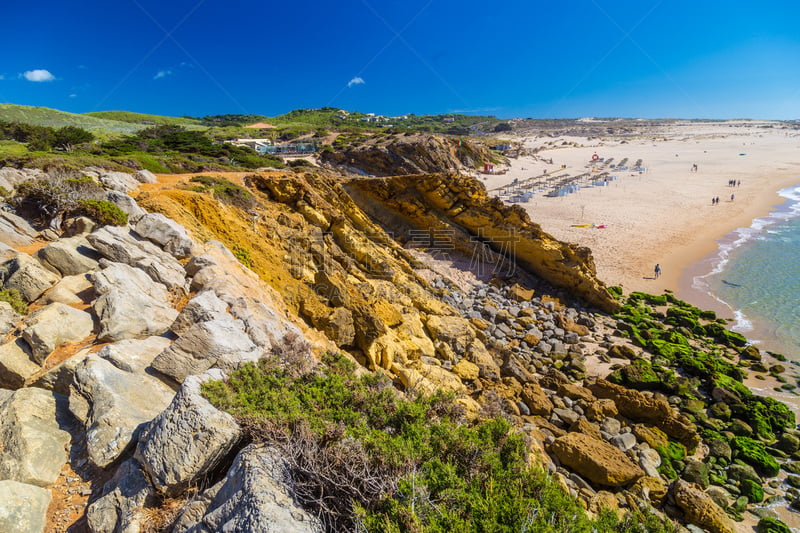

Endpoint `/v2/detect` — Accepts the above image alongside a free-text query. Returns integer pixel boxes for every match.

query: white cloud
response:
[347,76,365,88]
[0,74,5,80]
[69,93,78,98]
[23,69,55,82]
[153,69,173,80]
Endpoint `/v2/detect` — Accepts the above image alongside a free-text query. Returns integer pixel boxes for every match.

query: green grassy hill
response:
[86,110,205,128]
[0,104,145,135]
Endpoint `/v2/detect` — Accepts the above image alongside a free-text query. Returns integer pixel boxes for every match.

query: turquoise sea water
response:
[693,185,800,359]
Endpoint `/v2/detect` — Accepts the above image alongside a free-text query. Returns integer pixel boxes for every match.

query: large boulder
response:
[21,302,94,363]
[134,169,158,183]
[0,388,70,486]
[588,378,699,449]
[86,458,154,533]
[549,432,645,487]
[187,242,303,348]
[0,339,40,389]
[0,254,60,303]
[96,336,172,374]
[151,319,259,382]
[39,273,94,306]
[0,211,38,246]
[98,170,139,193]
[672,479,736,533]
[136,371,242,495]
[70,354,175,468]
[105,190,147,221]
[92,261,179,341]
[134,212,194,259]
[0,167,44,192]
[177,444,323,533]
[0,301,21,336]
[0,480,51,533]
[170,290,230,336]
[86,225,187,291]
[36,236,100,276]
[520,381,554,416]
[29,347,92,395]
[424,315,475,362]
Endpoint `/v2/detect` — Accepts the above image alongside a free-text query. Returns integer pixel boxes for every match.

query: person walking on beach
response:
[715,196,720,204]
[654,264,661,278]
[731,193,735,201]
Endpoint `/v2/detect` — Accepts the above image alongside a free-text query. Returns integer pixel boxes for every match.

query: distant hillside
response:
[202,108,502,134]
[86,110,205,128]
[0,104,146,135]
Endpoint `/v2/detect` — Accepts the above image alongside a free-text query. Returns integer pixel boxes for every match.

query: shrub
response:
[189,175,256,210]
[203,350,676,533]
[76,199,128,226]
[231,245,254,268]
[11,172,105,225]
[0,288,28,314]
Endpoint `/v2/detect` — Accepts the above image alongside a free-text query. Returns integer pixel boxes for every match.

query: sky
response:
[2,0,800,119]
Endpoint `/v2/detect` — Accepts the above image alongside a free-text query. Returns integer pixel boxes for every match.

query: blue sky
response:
[2,0,800,119]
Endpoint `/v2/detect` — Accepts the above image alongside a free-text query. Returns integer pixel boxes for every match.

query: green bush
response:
[77,199,128,226]
[189,175,256,210]
[232,245,254,268]
[0,288,28,314]
[203,350,675,533]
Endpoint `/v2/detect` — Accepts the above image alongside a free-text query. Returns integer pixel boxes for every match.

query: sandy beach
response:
[480,122,800,315]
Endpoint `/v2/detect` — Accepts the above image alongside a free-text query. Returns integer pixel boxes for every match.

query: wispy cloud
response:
[69,93,78,98]
[22,69,55,82]
[153,69,173,80]
[347,76,365,88]
[0,74,5,81]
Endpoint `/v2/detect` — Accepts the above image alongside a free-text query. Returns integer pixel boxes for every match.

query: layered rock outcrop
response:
[345,174,619,312]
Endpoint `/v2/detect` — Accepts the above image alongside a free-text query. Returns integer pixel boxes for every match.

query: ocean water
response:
[692,184,800,359]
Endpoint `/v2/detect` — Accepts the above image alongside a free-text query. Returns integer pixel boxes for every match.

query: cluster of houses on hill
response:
[227,138,317,156]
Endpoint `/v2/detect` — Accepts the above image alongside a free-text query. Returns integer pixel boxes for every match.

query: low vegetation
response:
[188,175,257,210]
[0,288,28,314]
[203,343,675,533]
[76,199,128,226]
[10,173,127,227]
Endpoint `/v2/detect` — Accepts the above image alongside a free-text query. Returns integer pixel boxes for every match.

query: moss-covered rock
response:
[607,344,636,360]
[739,344,762,361]
[740,478,764,503]
[783,461,800,475]
[726,463,761,485]
[733,395,796,441]
[732,436,780,477]
[608,358,676,392]
[703,322,748,347]
[757,516,791,533]
[681,458,710,489]
[729,418,754,437]
[709,402,732,421]
[708,439,732,462]
[776,432,800,454]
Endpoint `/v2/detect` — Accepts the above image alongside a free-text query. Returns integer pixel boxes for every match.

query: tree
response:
[494,122,513,132]
[53,126,93,151]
